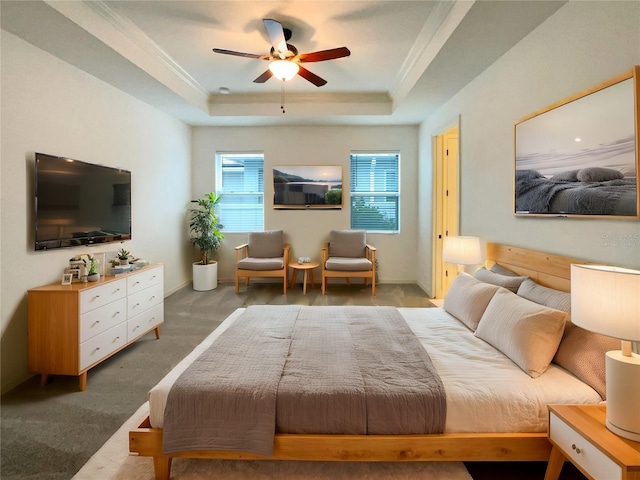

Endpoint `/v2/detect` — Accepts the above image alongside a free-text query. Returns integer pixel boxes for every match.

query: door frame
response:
[432,120,460,299]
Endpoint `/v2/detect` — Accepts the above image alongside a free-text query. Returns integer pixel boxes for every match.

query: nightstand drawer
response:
[550,412,622,480]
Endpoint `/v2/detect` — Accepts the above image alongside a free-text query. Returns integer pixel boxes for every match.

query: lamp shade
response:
[571,264,640,341]
[268,60,299,81]
[442,236,483,265]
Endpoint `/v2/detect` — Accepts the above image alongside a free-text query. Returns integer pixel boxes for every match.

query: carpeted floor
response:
[1,281,587,479]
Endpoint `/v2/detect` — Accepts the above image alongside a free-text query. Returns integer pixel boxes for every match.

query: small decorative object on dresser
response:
[83,255,100,282]
[117,248,131,266]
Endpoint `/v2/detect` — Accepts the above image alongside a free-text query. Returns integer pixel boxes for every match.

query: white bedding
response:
[149,307,601,433]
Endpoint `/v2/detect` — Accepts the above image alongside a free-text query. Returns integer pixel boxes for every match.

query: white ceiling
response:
[1,0,566,126]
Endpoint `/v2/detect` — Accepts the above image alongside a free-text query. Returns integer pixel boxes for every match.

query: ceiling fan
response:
[213,19,350,87]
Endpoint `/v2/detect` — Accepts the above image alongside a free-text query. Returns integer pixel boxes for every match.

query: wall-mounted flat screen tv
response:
[34,153,132,250]
[273,165,342,209]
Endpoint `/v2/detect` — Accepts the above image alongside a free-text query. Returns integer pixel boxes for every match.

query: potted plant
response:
[189,192,224,291]
[117,248,130,266]
[84,255,100,282]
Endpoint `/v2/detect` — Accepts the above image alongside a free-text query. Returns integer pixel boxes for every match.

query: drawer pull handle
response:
[113,311,121,317]
[134,303,140,308]
[571,444,582,454]
[149,317,155,322]
[93,320,100,326]
[151,275,156,279]
[133,326,139,330]
[150,296,156,300]
[93,295,101,300]
[93,347,100,353]
[134,281,140,286]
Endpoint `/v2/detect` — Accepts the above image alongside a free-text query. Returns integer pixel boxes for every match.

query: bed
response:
[129,243,610,480]
[515,168,637,216]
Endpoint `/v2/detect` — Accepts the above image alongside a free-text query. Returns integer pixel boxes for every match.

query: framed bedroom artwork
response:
[514,66,639,218]
[273,165,343,209]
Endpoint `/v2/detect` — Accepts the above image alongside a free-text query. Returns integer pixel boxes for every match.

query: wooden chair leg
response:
[235,274,240,294]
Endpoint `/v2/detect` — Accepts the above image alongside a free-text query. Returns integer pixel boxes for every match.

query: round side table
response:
[288,261,319,294]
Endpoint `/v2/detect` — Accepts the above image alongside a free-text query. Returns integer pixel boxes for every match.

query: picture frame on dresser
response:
[514,65,639,219]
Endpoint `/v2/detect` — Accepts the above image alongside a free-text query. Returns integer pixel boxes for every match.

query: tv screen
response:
[273,165,342,209]
[34,153,131,250]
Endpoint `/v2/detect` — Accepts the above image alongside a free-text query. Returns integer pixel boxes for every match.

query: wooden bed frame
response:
[129,243,588,480]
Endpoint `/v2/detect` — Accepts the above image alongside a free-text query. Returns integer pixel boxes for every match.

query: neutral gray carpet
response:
[1,281,433,479]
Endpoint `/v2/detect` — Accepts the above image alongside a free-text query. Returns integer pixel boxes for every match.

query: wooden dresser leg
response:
[153,455,172,480]
[40,374,48,387]
[154,326,161,339]
[544,446,565,480]
[79,372,87,392]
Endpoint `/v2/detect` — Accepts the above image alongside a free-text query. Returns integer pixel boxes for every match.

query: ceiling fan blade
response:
[263,19,288,57]
[298,47,351,63]
[253,69,273,83]
[213,48,269,60]
[297,65,327,87]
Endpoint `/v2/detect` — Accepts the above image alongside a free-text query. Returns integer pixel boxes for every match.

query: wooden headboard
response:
[485,243,592,292]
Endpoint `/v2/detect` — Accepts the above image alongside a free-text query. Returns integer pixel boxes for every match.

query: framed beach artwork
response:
[514,66,639,218]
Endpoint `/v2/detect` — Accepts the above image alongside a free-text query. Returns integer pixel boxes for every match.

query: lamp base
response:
[606,350,640,442]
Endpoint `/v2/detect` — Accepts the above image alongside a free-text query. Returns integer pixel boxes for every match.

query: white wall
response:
[0,31,193,393]
[191,125,419,283]
[418,1,640,292]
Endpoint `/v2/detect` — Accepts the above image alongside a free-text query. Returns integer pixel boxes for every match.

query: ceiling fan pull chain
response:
[281,81,286,114]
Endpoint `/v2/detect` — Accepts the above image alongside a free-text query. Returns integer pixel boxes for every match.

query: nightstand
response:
[544,404,640,480]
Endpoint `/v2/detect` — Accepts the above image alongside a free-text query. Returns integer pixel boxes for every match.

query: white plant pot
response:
[192,261,218,291]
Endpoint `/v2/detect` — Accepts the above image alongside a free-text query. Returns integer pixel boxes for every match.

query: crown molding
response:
[43,0,210,112]
[390,0,475,108]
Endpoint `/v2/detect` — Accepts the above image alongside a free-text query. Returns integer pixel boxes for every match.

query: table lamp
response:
[571,264,640,441]
[442,236,483,273]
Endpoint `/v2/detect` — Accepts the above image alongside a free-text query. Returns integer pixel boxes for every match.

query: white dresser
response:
[28,264,164,391]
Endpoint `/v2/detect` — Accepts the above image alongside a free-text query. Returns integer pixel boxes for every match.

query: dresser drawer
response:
[79,297,127,343]
[127,303,164,341]
[127,283,163,318]
[80,322,127,370]
[79,279,126,314]
[127,266,163,295]
[550,412,622,480]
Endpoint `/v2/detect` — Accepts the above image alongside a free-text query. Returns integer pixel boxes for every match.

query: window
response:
[215,153,264,232]
[350,152,399,233]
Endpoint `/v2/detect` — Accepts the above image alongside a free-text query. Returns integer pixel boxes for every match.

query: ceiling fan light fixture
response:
[269,60,299,81]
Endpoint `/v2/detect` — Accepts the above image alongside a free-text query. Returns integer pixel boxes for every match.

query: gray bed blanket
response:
[162,305,446,456]
[162,305,300,455]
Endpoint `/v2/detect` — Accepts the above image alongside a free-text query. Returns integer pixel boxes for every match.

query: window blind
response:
[350,153,399,232]
[216,154,264,232]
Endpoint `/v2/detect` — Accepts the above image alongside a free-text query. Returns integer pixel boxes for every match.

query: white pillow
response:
[475,288,567,378]
[443,272,500,331]
[474,267,528,293]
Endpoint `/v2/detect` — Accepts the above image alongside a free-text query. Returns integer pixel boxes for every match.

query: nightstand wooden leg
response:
[309,270,315,288]
[544,446,565,480]
[303,270,308,294]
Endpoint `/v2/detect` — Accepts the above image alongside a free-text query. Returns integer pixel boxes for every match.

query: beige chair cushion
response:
[237,257,284,271]
[325,257,372,272]
[248,230,284,258]
[443,272,500,331]
[329,230,366,257]
[475,288,567,378]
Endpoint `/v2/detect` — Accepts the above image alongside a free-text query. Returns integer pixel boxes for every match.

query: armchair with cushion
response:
[235,230,290,294]
[321,229,376,296]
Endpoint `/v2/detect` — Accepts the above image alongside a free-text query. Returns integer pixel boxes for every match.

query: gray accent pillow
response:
[550,170,580,182]
[248,230,284,258]
[475,288,567,378]
[576,167,623,182]
[443,272,500,331]
[490,263,518,277]
[517,279,571,315]
[329,230,366,258]
[474,267,528,293]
